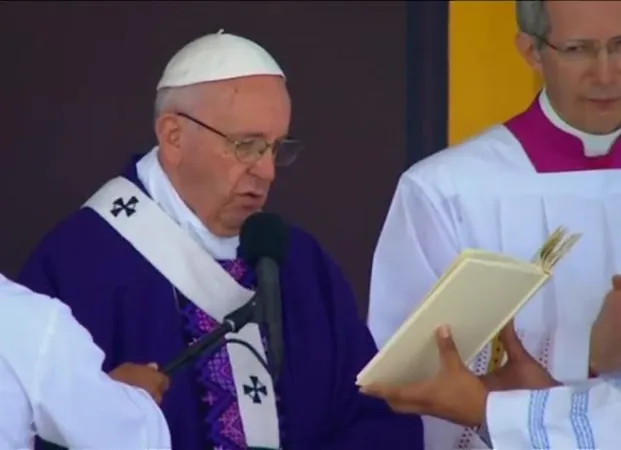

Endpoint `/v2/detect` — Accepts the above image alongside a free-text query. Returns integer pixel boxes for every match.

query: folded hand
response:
[590,274,621,374]
[109,362,171,404]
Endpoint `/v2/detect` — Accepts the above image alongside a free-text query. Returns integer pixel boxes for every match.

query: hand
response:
[590,274,621,375]
[360,325,488,427]
[109,362,170,404]
[480,321,559,392]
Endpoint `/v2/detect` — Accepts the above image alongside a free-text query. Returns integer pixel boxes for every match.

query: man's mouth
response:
[236,192,266,205]
[240,191,263,199]
[588,98,620,110]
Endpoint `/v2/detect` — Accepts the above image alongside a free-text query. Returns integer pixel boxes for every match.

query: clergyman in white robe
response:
[0,273,171,449]
[486,375,621,449]
[368,90,621,448]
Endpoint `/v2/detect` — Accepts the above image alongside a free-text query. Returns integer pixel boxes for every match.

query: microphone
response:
[239,212,289,383]
[162,212,289,380]
[162,295,258,376]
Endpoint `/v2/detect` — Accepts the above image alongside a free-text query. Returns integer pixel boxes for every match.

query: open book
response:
[356,227,581,387]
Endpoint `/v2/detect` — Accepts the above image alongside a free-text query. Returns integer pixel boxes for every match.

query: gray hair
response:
[516,1,550,39]
[154,88,179,122]
[153,85,203,123]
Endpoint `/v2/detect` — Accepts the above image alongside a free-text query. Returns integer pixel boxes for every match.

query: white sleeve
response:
[32,302,172,449]
[368,174,460,348]
[487,377,621,450]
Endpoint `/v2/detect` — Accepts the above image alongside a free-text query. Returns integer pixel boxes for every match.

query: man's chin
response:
[230,206,264,228]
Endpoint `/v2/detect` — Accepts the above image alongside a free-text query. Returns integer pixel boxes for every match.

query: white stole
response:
[83,176,280,449]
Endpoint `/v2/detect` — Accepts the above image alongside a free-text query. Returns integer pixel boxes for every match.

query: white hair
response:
[154,87,186,122]
[516,0,550,43]
[153,81,226,126]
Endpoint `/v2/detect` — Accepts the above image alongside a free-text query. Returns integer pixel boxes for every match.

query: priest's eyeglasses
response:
[176,112,303,167]
[537,35,621,64]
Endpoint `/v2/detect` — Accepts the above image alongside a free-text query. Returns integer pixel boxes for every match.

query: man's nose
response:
[593,51,615,87]
[250,149,276,182]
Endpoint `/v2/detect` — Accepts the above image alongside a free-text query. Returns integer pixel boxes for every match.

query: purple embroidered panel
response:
[178,258,282,449]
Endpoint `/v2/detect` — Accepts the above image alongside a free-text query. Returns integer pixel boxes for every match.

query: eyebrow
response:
[231,131,291,141]
[237,131,268,139]
[566,35,621,43]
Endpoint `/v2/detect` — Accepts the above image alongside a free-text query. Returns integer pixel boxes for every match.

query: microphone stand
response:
[163,296,257,376]
[254,258,283,383]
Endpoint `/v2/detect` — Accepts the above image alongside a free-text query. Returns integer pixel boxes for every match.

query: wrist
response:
[471,384,489,428]
[479,388,489,425]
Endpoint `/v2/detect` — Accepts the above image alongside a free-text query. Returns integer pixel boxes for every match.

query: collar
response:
[539,88,621,157]
[135,147,239,260]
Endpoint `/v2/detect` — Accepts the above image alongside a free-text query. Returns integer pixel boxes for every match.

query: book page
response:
[460,249,538,267]
[423,250,537,306]
[534,226,581,272]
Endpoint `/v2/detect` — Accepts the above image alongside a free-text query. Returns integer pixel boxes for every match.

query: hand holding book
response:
[357,227,581,387]
[360,322,559,427]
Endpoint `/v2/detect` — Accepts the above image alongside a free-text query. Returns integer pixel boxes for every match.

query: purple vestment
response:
[19,156,423,450]
[505,96,621,172]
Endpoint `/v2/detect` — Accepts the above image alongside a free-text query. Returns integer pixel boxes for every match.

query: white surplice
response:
[368,92,621,449]
[487,375,621,449]
[0,273,171,449]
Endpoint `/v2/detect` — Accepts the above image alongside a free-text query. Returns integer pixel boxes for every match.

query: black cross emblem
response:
[243,375,268,404]
[110,196,138,217]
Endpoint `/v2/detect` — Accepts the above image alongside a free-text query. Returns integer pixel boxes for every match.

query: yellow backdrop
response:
[448,0,541,146]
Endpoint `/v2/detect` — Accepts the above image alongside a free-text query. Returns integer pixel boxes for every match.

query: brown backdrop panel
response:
[0,1,406,316]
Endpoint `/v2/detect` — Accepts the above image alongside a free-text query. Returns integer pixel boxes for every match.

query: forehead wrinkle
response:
[214,79,272,135]
[187,80,239,126]
[194,76,289,138]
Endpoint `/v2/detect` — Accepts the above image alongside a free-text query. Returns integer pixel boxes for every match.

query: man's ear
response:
[516,32,543,74]
[155,113,183,165]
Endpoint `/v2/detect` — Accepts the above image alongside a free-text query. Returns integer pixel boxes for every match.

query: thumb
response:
[499,321,530,362]
[436,325,463,371]
[612,274,621,291]
[147,362,159,371]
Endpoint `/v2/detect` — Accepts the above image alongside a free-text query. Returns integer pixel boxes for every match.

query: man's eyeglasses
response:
[536,35,621,65]
[176,112,303,167]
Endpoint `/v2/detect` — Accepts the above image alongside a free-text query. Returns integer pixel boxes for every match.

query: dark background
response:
[0,1,447,316]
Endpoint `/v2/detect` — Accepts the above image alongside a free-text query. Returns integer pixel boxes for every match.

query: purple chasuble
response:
[19,155,423,450]
[505,96,621,172]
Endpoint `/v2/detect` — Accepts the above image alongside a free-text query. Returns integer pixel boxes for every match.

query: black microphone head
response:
[239,212,289,267]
